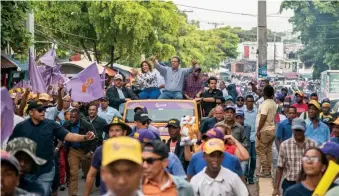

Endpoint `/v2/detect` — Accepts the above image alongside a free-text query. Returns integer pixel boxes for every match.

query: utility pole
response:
[26,11,34,56]
[208,22,224,29]
[257,0,267,79]
[273,34,276,74]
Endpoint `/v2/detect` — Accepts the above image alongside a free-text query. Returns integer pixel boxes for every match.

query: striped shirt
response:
[155,62,193,91]
[277,137,316,181]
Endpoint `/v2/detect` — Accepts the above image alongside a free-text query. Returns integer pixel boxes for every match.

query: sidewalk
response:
[259,178,274,196]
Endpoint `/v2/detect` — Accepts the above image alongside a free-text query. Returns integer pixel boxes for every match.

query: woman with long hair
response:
[134,61,160,99]
[283,147,337,196]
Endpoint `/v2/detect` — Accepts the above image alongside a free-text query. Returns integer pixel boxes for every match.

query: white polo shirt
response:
[190,166,248,196]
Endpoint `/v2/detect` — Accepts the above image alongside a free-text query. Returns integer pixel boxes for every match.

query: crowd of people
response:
[2,56,339,196]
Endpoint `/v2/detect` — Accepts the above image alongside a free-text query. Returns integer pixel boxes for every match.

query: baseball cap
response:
[224,104,236,112]
[114,74,123,80]
[235,111,245,118]
[38,93,50,101]
[99,96,109,101]
[166,118,180,128]
[134,112,151,123]
[103,116,132,135]
[102,137,142,166]
[1,151,20,175]
[320,142,339,158]
[322,102,331,108]
[225,95,233,102]
[205,128,225,140]
[308,100,321,110]
[134,106,147,113]
[133,129,156,143]
[295,91,304,97]
[291,118,306,131]
[27,101,46,112]
[143,140,169,159]
[203,138,225,154]
[6,137,46,165]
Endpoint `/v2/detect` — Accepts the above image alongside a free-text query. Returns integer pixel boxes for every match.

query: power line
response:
[35,24,97,40]
[175,4,290,18]
[35,29,85,52]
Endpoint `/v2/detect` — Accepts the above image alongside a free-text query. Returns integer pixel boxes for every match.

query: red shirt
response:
[292,103,308,116]
[225,144,237,155]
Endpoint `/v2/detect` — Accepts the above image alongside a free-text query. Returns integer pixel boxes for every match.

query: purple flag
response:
[65,62,104,102]
[29,49,47,93]
[38,48,56,67]
[1,87,14,145]
[14,80,29,88]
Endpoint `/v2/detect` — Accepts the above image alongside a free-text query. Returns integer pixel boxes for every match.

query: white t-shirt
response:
[190,167,248,196]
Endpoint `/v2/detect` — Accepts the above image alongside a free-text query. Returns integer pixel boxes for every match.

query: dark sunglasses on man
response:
[142,157,164,164]
[34,106,47,113]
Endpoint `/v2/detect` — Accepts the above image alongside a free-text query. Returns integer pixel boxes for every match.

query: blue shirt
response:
[330,137,339,145]
[276,119,293,142]
[305,119,330,145]
[167,152,186,177]
[244,106,257,142]
[187,151,243,178]
[70,121,81,148]
[98,106,121,124]
[155,62,193,91]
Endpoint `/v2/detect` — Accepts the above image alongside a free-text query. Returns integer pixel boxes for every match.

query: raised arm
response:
[150,56,167,76]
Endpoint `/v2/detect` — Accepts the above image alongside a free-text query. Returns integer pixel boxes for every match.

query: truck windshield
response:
[124,102,195,123]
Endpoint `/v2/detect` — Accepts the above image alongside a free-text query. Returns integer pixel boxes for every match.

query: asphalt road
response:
[58,173,100,196]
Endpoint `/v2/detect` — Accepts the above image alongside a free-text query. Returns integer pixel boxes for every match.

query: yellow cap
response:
[308,100,321,110]
[203,138,225,154]
[102,137,142,166]
[322,102,331,108]
[39,93,50,101]
[295,91,304,97]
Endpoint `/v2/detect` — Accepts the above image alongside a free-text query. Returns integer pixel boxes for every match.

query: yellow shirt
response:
[256,99,277,132]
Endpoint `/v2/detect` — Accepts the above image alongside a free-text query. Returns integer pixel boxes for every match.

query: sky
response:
[172,0,294,32]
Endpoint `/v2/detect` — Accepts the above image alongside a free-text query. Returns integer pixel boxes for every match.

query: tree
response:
[1,1,32,56]
[232,27,282,42]
[281,0,339,78]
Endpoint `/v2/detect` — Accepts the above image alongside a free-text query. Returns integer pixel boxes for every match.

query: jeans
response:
[272,142,278,169]
[139,87,161,99]
[248,141,256,180]
[241,161,249,177]
[158,91,183,99]
[25,166,56,196]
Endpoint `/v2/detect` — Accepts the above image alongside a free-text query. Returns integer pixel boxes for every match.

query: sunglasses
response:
[34,107,46,113]
[142,157,163,164]
[302,156,320,163]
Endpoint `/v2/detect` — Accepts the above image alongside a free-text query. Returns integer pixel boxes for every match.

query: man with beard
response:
[183,65,204,100]
[197,77,223,117]
[190,138,248,196]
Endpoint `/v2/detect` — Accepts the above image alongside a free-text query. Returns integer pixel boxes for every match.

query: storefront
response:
[1,55,28,89]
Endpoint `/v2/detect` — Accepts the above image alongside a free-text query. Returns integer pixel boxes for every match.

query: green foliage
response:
[281,0,339,78]
[1,1,32,55]
[33,1,239,70]
[232,27,282,42]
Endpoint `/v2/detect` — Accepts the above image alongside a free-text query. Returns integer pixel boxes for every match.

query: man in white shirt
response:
[98,96,121,123]
[190,138,248,196]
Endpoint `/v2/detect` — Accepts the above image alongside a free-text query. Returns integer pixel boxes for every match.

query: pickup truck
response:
[123,100,202,140]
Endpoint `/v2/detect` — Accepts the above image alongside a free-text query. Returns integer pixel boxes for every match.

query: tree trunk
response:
[93,40,100,63]
[80,40,92,61]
